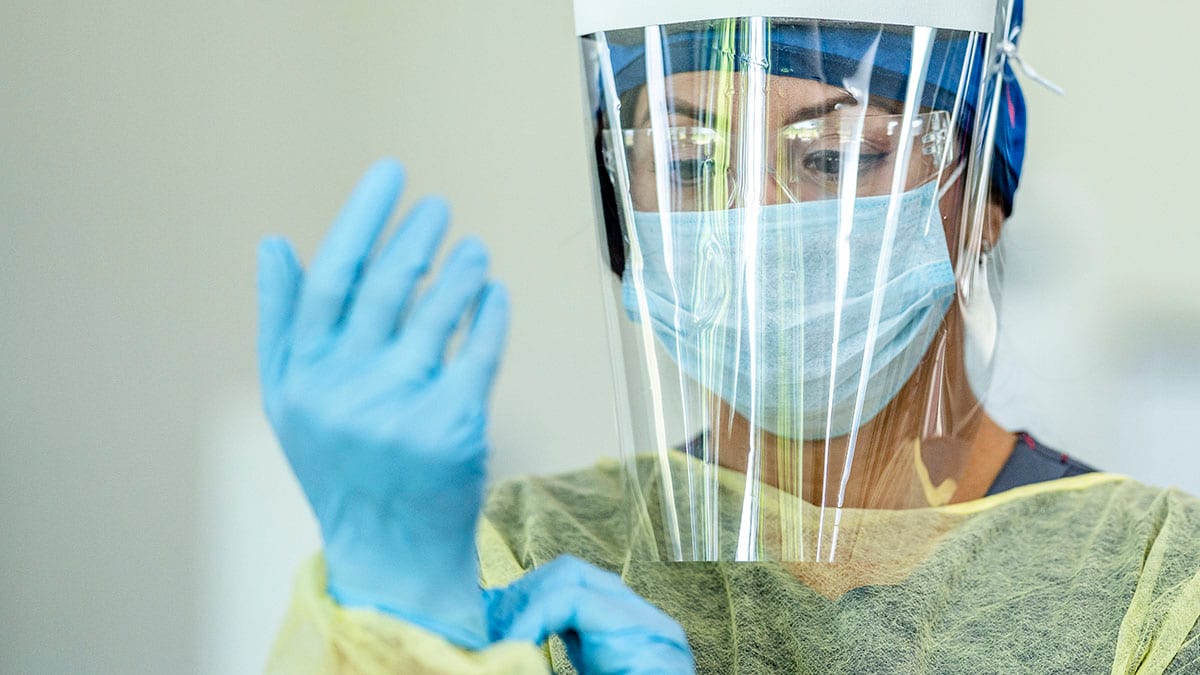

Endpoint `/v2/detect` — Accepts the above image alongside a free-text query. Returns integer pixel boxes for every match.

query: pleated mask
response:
[622,180,957,440]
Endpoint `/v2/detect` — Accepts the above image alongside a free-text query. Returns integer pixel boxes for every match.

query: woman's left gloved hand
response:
[487,556,696,674]
[256,159,510,649]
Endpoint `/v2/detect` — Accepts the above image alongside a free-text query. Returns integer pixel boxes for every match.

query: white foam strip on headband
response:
[573,0,999,36]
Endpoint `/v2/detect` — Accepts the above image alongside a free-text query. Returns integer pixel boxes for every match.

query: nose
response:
[734,161,801,207]
[762,167,799,206]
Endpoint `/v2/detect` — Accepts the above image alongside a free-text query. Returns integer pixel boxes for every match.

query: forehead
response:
[659,70,848,94]
[631,72,886,122]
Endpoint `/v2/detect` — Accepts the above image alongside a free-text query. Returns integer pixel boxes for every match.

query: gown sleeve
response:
[1112,488,1200,675]
[263,554,549,675]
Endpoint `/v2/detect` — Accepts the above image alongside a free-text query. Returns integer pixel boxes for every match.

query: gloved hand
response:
[256,159,510,649]
[487,556,696,674]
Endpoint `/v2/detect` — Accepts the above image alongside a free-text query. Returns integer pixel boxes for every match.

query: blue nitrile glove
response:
[256,159,510,649]
[487,556,696,674]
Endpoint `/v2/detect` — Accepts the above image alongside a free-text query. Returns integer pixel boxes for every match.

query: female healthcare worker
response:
[259,1,1200,673]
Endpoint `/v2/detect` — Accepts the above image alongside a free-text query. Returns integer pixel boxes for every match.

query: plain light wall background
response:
[2,2,1197,673]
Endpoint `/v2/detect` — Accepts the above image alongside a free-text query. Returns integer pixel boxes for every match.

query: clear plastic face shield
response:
[578,3,1011,562]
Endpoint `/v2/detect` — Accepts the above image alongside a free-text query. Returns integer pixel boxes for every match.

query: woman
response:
[261,4,1200,674]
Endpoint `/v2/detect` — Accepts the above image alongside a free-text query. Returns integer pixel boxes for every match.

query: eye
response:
[799,150,890,180]
[669,158,716,185]
[801,149,843,177]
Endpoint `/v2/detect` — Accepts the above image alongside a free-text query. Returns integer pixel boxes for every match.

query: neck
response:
[709,316,1015,509]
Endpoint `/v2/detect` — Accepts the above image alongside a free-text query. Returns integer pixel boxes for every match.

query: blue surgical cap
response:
[994,0,1026,217]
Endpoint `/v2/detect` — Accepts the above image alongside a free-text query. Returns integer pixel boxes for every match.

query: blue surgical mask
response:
[622,181,957,440]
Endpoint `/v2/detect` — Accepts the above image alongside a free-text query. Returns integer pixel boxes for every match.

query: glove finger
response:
[393,237,489,377]
[490,583,588,646]
[490,556,683,644]
[294,159,405,354]
[339,196,450,353]
[488,555,627,630]
[256,237,303,394]
[442,282,509,402]
[497,582,691,669]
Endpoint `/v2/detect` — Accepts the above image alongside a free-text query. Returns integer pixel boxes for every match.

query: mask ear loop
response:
[962,244,998,384]
[942,140,998,393]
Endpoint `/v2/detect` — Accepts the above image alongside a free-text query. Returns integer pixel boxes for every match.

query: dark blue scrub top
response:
[984,431,1097,496]
[683,430,1097,497]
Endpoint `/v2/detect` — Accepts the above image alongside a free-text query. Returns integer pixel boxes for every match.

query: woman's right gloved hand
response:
[256,159,510,649]
[488,556,697,674]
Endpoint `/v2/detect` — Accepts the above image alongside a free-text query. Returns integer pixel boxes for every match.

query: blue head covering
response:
[994,0,1026,216]
[601,4,1027,215]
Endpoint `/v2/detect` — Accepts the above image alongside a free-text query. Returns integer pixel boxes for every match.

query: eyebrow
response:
[784,93,860,124]
[635,92,862,128]
[635,99,708,127]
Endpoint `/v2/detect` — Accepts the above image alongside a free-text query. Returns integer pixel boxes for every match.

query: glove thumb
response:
[256,237,302,395]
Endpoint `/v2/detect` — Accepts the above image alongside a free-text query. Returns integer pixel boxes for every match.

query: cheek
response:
[630,172,656,210]
[934,187,1006,271]
[938,188,966,268]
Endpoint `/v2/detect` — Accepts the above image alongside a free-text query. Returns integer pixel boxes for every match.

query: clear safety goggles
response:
[617,111,954,210]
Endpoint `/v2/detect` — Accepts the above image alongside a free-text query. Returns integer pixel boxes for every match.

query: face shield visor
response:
[577,2,1013,562]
